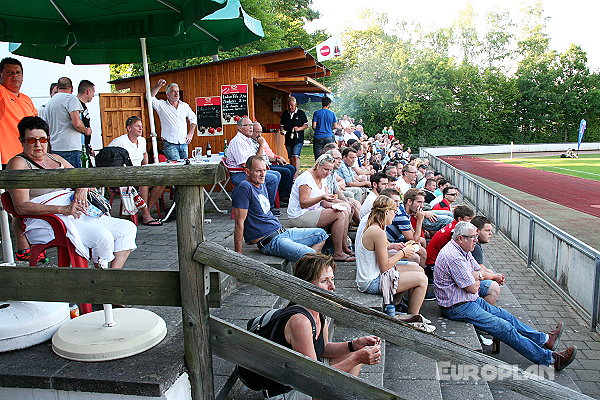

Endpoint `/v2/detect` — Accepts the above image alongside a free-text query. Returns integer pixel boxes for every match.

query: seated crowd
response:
[231,101,577,372]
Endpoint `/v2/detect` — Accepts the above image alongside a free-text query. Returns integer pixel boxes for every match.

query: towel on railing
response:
[379,267,399,307]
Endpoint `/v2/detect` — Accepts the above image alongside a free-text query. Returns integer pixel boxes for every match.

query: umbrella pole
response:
[140,38,159,164]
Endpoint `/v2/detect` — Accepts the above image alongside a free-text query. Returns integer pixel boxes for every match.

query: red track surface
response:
[441,156,600,218]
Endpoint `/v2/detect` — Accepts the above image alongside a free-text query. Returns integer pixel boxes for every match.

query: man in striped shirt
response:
[434,222,576,370]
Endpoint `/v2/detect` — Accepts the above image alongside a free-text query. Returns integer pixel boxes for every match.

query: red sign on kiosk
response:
[195,96,223,136]
[221,84,249,125]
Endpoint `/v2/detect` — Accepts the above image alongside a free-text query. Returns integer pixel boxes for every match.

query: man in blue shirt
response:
[232,155,328,262]
[311,96,336,159]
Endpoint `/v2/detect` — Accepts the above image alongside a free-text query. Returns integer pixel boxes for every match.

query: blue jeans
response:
[230,171,281,209]
[53,150,82,168]
[286,141,304,158]
[313,136,334,159]
[441,297,552,365]
[269,164,296,199]
[261,228,328,262]
[422,212,453,231]
[163,141,188,161]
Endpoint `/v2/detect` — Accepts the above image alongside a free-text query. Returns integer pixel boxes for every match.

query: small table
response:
[153,156,229,216]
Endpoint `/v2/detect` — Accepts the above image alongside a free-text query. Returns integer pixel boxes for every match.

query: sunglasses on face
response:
[24,137,49,144]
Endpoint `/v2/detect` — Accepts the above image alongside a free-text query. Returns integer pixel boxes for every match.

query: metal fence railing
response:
[422,150,600,332]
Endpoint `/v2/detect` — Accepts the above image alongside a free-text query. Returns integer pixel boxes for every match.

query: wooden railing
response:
[0,165,593,400]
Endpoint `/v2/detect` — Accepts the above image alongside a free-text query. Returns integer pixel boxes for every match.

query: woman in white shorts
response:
[286,154,354,262]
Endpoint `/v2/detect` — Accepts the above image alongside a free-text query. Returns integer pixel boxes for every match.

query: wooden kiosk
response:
[102,47,331,158]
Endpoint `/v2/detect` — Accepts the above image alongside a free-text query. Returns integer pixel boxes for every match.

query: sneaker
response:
[16,249,49,263]
[424,285,436,301]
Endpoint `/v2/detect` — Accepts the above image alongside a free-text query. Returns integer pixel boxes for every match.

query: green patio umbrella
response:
[0,0,226,46]
[6,0,263,163]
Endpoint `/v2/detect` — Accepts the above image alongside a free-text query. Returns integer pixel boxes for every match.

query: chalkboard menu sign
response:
[221,84,248,125]
[195,96,223,136]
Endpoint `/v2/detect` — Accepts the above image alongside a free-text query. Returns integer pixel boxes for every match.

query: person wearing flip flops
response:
[108,116,165,226]
[435,221,576,370]
[356,195,430,328]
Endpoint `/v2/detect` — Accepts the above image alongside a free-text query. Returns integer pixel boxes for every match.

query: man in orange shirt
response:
[0,57,40,262]
[0,57,37,166]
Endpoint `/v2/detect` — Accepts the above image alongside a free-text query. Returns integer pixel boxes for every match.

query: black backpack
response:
[94,146,133,167]
[237,305,316,396]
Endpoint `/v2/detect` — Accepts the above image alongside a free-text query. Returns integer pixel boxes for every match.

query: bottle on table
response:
[223,139,228,157]
[206,142,212,157]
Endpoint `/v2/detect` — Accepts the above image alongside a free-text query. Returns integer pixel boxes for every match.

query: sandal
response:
[334,255,356,262]
[142,219,163,226]
[408,322,436,333]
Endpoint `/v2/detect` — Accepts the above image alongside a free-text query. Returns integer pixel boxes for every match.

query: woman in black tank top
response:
[279,254,383,379]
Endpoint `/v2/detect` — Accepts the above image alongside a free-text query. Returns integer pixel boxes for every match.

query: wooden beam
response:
[194,242,594,400]
[248,49,307,67]
[0,266,181,306]
[265,58,316,73]
[0,164,226,189]
[177,186,215,400]
[278,67,328,78]
[210,316,402,400]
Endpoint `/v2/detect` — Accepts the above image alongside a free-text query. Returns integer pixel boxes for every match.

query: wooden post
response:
[176,185,214,400]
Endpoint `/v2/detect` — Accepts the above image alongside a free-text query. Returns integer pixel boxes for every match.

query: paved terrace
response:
[1,197,599,398]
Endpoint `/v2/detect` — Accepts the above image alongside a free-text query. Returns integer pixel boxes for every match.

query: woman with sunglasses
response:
[7,116,137,269]
[287,154,355,262]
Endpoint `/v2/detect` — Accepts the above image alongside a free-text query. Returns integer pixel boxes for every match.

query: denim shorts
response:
[363,275,382,294]
[479,279,492,297]
[286,141,304,158]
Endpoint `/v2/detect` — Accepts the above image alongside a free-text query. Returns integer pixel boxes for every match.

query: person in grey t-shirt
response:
[43,77,92,168]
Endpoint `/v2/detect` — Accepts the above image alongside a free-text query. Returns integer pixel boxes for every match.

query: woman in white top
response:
[357,195,427,316]
[287,154,354,262]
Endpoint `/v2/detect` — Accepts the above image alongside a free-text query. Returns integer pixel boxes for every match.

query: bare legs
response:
[317,208,353,260]
[139,185,166,223]
[395,263,428,315]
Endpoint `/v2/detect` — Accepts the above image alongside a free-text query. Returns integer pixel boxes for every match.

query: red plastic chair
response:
[1,192,92,314]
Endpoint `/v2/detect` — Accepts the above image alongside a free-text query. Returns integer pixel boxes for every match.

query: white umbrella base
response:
[52,308,167,361]
[0,301,70,352]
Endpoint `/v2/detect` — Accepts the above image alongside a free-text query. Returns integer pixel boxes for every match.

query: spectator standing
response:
[279,96,307,176]
[434,222,576,371]
[44,77,90,168]
[0,57,38,262]
[225,117,281,213]
[108,116,166,226]
[77,80,95,166]
[0,57,37,166]
[311,96,336,159]
[232,156,327,262]
[150,79,197,161]
[37,82,58,121]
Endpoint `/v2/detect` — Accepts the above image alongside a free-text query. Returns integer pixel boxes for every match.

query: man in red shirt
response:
[425,205,474,269]
[432,186,459,211]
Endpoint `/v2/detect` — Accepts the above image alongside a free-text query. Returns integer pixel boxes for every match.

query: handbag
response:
[87,189,111,215]
[120,186,146,215]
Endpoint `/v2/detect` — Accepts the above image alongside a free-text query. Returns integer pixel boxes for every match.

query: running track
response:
[440,156,600,218]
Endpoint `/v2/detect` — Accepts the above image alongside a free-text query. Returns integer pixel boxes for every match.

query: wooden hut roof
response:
[109,47,331,93]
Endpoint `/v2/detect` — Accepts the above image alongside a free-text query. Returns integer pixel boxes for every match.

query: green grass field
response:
[500,154,600,181]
